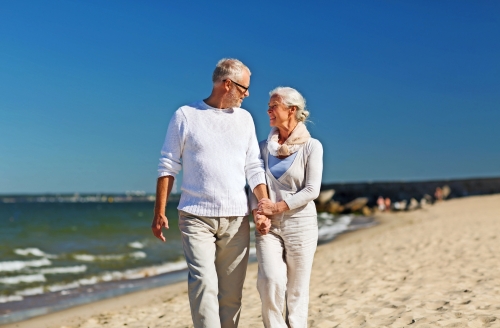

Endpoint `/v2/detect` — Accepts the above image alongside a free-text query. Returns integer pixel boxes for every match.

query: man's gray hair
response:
[212,58,251,84]
[269,87,310,123]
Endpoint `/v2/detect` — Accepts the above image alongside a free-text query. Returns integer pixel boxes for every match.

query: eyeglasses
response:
[224,79,249,93]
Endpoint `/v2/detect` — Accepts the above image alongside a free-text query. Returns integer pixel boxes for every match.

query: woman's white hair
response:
[212,58,251,84]
[269,87,310,123]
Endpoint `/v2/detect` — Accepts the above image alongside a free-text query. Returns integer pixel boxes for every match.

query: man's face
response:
[225,69,250,108]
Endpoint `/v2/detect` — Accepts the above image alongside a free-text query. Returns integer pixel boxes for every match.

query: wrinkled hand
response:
[253,210,271,235]
[258,198,279,216]
[151,213,169,242]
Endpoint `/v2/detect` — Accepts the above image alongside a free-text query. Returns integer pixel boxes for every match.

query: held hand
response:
[253,210,271,235]
[258,198,278,216]
[255,214,271,235]
[151,213,169,242]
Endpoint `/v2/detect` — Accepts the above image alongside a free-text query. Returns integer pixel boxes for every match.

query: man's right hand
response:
[151,214,169,242]
[253,210,270,235]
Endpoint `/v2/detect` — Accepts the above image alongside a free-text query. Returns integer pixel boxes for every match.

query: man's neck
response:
[204,94,229,109]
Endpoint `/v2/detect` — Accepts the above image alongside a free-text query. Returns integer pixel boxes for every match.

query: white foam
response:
[14,248,57,258]
[129,251,147,259]
[99,254,125,260]
[249,247,256,257]
[73,252,146,262]
[15,286,44,296]
[317,215,352,241]
[101,271,123,282]
[122,261,188,280]
[73,254,97,262]
[0,274,46,284]
[318,212,335,220]
[47,281,80,292]
[0,258,52,272]
[79,276,99,285]
[73,254,124,262]
[0,295,23,303]
[128,241,144,249]
[39,265,87,274]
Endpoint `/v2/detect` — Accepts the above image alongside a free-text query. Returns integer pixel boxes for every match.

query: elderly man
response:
[152,58,270,328]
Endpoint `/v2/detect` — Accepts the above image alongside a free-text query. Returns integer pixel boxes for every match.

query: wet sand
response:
[3,194,499,328]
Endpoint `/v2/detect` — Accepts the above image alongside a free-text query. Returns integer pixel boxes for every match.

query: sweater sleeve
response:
[283,139,323,210]
[245,115,266,191]
[248,188,259,211]
[157,109,187,178]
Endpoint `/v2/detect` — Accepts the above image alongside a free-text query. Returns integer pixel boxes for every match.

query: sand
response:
[3,194,499,328]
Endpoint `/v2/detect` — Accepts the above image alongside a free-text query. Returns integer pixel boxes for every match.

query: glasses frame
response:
[224,79,249,93]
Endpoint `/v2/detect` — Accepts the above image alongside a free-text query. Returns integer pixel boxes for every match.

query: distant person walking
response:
[152,58,270,328]
[252,87,323,327]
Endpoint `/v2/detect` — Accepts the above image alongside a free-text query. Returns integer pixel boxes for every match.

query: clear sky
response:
[1,0,499,194]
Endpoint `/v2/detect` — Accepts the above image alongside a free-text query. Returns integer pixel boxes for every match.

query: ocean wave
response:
[249,247,256,257]
[0,258,52,272]
[78,276,99,285]
[121,261,187,279]
[15,286,44,296]
[39,265,87,274]
[73,251,147,262]
[47,281,80,293]
[14,248,57,258]
[129,251,147,259]
[0,295,23,303]
[0,274,46,284]
[128,241,144,249]
[317,215,352,242]
[0,260,189,304]
[101,271,125,282]
[73,254,123,261]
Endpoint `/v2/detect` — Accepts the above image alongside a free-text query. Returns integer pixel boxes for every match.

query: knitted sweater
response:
[158,100,266,217]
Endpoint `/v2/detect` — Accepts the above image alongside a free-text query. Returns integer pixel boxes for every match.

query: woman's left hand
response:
[258,199,290,215]
[258,198,277,215]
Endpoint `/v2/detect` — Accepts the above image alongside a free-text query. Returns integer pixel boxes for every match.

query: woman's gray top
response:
[250,138,323,219]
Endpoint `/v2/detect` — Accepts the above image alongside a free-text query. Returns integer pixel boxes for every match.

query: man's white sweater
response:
[158,101,266,217]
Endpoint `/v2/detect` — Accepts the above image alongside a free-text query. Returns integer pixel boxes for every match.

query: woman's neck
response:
[277,121,298,144]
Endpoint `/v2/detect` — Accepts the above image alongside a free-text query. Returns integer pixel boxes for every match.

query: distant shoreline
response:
[2,176,499,204]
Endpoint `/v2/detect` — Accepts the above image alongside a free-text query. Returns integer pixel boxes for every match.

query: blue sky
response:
[1,0,499,194]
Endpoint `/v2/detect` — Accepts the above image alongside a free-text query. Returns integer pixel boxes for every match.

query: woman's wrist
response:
[274,201,289,214]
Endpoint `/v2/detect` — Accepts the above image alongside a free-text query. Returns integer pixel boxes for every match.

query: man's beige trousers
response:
[178,211,250,328]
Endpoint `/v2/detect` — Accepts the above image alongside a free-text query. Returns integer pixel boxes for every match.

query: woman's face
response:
[267,95,294,127]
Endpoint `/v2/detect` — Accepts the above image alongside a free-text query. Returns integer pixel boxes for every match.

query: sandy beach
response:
[3,194,499,328]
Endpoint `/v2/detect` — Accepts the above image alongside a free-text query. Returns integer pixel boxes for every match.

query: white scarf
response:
[267,122,311,157]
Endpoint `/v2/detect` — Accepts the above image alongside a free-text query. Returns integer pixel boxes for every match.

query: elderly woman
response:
[251,87,323,328]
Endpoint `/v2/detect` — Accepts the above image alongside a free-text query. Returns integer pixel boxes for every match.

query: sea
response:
[0,201,375,324]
